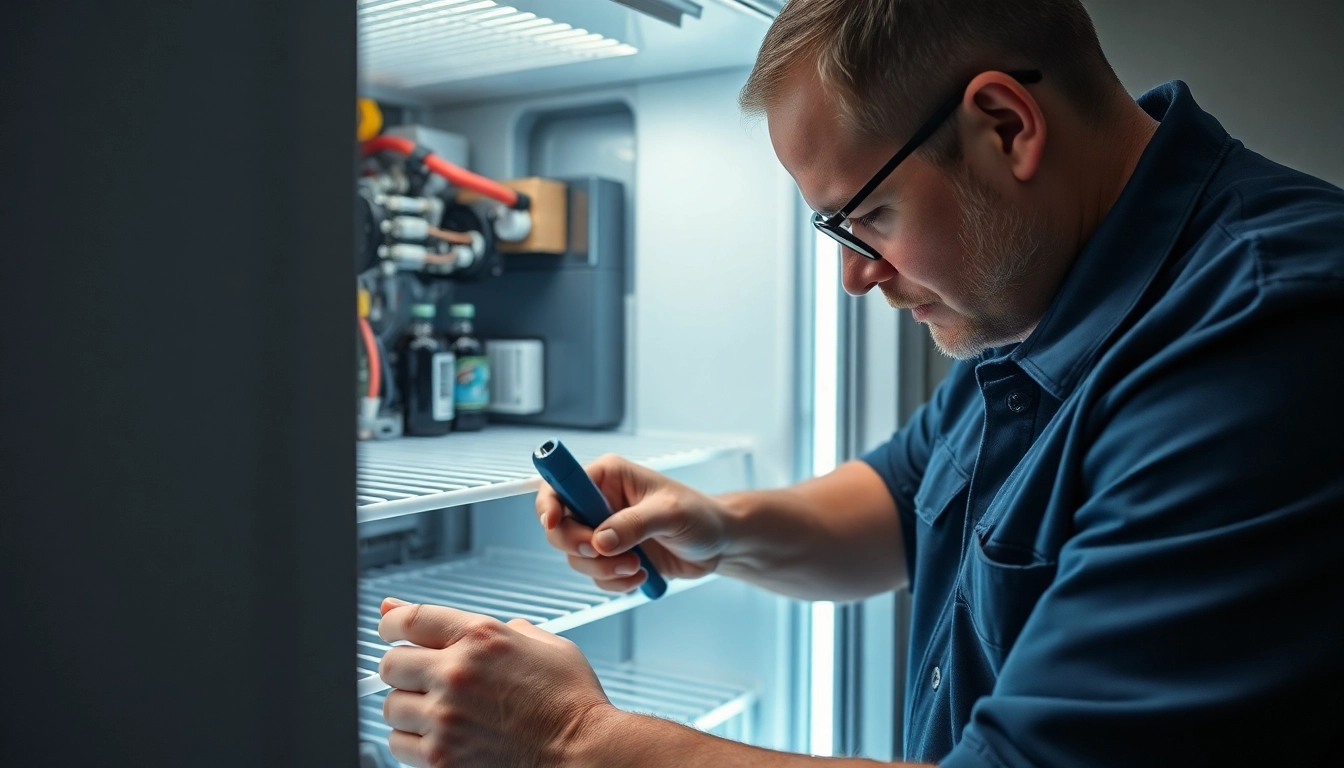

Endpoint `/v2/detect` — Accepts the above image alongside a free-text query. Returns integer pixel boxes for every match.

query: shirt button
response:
[931,665,941,691]
[1006,390,1031,413]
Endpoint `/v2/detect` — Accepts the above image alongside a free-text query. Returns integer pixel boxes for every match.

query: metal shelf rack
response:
[353,428,757,757]
[357,548,715,698]
[357,426,752,523]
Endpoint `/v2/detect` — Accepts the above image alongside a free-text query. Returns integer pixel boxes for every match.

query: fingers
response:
[591,570,648,593]
[564,552,648,593]
[589,497,684,557]
[379,602,497,649]
[383,688,435,736]
[535,481,565,531]
[539,480,687,561]
[380,596,412,615]
[537,455,632,535]
[544,454,662,517]
[536,454,638,529]
[378,645,444,693]
[387,728,428,768]
[565,552,643,581]
[543,515,600,557]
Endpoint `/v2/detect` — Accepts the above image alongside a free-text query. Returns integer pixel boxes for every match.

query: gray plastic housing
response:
[454,176,625,428]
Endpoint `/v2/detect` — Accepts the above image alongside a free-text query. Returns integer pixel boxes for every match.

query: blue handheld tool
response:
[532,439,668,600]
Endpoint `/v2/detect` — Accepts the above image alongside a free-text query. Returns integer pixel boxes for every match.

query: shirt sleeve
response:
[861,368,958,589]
[941,277,1344,767]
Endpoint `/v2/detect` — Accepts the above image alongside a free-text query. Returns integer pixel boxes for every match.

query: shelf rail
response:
[358,426,751,523]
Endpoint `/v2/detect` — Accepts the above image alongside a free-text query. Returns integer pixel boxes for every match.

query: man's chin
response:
[928,317,1035,360]
[927,321,990,361]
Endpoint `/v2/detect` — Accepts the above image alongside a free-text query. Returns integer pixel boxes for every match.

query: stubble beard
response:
[883,169,1044,360]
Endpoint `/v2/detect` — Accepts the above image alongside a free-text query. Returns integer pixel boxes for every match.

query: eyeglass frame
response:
[811,69,1043,261]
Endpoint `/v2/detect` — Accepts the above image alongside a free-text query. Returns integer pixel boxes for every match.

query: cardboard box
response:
[459,177,567,255]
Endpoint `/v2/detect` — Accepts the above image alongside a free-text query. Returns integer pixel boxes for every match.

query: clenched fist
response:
[377,598,616,767]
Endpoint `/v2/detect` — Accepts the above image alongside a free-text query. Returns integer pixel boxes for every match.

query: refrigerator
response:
[2,0,944,764]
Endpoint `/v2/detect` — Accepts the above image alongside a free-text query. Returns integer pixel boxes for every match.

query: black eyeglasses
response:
[812,69,1043,261]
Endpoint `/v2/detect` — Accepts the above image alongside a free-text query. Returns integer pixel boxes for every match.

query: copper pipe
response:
[427,226,474,245]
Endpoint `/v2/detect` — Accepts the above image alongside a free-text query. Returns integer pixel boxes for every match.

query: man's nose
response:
[840,246,896,296]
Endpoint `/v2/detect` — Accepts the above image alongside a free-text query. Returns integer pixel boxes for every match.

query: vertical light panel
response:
[811,231,840,478]
[809,600,837,755]
[809,231,841,756]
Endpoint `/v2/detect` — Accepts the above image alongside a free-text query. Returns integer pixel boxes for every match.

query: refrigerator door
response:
[2,1,357,766]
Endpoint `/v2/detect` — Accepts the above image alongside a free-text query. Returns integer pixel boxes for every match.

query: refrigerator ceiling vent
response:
[359,0,639,89]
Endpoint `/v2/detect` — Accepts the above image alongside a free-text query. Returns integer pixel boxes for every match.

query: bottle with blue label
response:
[447,303,490,431]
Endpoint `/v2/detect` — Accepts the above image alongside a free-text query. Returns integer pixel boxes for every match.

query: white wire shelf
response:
[356,548,715,698]
[357,426,752,523]
[359,663,755,763]
[593,663,757,734]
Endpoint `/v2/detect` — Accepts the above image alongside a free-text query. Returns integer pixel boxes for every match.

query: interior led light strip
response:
[809,231,842,756]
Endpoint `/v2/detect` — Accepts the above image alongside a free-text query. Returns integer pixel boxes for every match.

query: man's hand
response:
[377,598,615,768]
[535,454,731,592]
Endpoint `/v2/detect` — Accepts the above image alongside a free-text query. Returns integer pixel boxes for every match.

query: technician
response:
[373,1,1344,765]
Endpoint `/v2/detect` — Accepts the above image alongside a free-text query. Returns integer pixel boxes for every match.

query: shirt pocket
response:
[959,532,1058,658]
[912,441,969,526]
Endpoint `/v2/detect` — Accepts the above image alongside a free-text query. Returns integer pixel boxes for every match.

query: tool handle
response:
[532,439,667,600]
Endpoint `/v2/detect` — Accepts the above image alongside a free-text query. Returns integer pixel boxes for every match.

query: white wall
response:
[631,70,800,488]
[1087,0,1344,187]
[431,67,800,487]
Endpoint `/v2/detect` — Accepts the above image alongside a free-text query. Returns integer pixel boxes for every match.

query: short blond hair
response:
[741,0,1121,163]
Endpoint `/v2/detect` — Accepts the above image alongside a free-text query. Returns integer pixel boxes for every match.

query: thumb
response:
[380,596,413,616]
[591,495,683,556]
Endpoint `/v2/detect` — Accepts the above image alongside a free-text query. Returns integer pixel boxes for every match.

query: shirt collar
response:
[1008,81,1234,400]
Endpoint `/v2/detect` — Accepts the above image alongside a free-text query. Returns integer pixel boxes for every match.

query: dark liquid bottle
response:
[398,303,455,436]
[447,302,489,431]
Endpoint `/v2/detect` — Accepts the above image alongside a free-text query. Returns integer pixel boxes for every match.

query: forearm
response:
[712,461,907,601]
[573,708,930,768]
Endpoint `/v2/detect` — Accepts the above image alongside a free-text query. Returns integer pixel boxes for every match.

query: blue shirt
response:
[863,81,1344,767]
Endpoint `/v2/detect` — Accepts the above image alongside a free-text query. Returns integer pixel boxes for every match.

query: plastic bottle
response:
[447,303,489,431]
[397,303,455,436]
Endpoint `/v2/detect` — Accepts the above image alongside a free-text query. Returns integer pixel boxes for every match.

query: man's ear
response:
[957,71,1046,184]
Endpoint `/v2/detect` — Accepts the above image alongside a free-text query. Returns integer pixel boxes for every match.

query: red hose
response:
[358,315,381,400]
[361,135,521,208]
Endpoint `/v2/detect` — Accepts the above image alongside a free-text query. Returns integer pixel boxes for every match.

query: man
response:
[374,1,1344,765]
